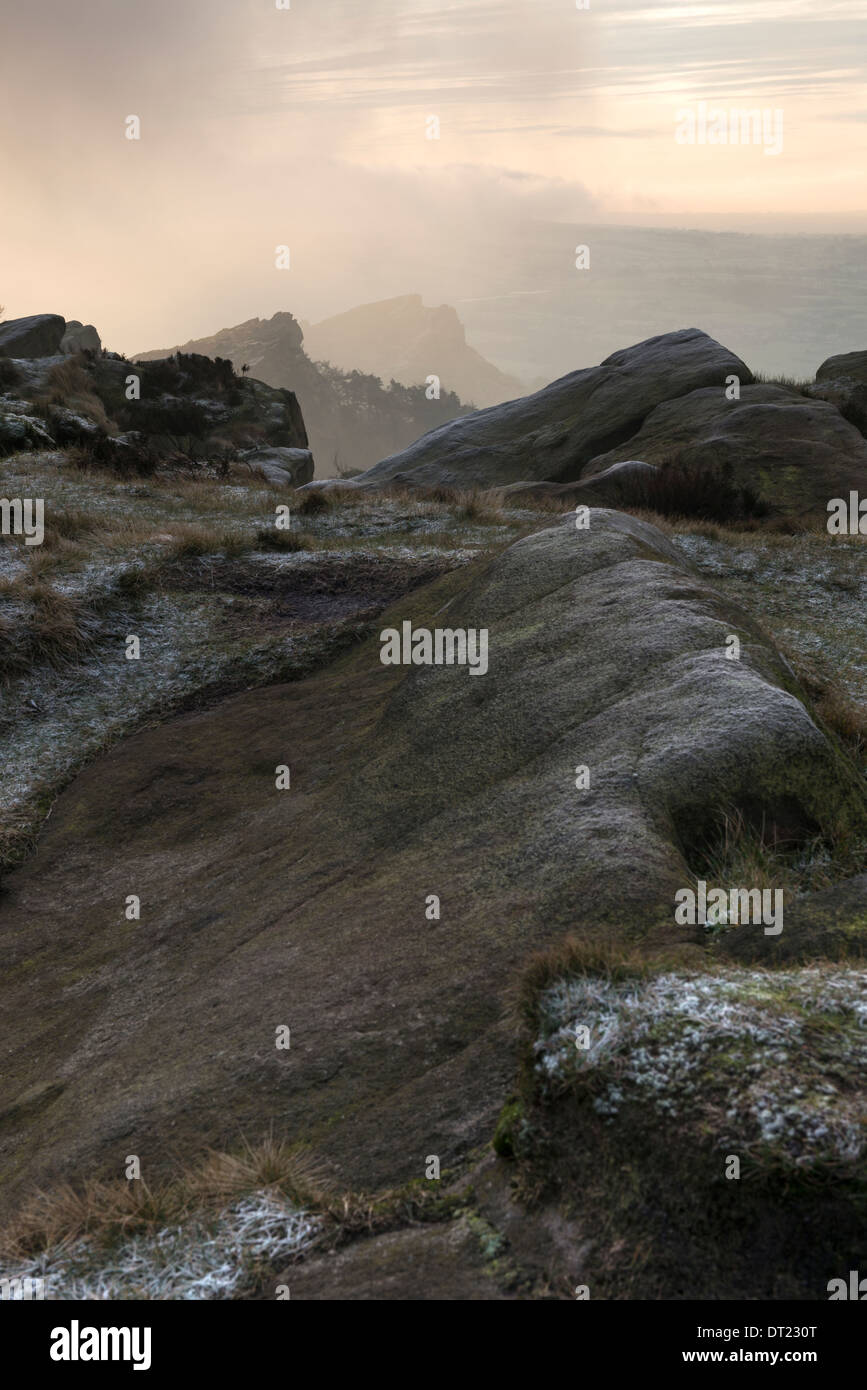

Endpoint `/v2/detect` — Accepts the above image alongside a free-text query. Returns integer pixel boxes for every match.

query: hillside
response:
[300,294,524,408]
[135,311,471,476]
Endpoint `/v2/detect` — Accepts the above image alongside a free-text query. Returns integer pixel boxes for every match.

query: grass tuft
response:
[255,527,317,552]
[0,1138,328,1260]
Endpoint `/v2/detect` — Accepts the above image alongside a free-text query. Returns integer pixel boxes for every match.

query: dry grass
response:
[255,526,318,551]
[0,1132,454,1268]
[291,488,341,515]
[41,507,103,543]
[510,939,657,1031]
[778,643,867,764]
[456,491,506,524]
[625,507,824,539]
[348,482,566,517]
[0,583,99,678]
[186,1137,329,1209]
[699,808,801,892]
[814,684,867,761]
[27,506,119,566]
[32,357,113,432]
[692,805,865,900]
[625,509,724,540]
[0,1138,330,1259]
[27,540,88,575]
[28,585,96,667]
[165,472,275,509]
[751,370,813,395]
[161,522,251,559]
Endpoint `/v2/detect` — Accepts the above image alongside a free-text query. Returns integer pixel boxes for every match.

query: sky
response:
[1,0,865,355]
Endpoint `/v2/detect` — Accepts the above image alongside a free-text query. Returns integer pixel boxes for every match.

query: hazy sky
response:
[2,0,865,352]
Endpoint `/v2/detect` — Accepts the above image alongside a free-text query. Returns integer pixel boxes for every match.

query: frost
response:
[1,1192,321,1300]
[535,967,867,1165]
[671,531,866,710]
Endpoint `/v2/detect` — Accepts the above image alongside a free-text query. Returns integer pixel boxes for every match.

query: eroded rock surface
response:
[0,314,66,358]
[0,511,863,1217]
[583,384,867,516]
[356,329,750,490]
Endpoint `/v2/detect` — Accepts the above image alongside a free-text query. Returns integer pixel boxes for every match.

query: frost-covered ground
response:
[671,531,867,712]
[536,967,867,1165]
[1,452,532,866]
[0,590,314,844]
[1,1192,320,1300]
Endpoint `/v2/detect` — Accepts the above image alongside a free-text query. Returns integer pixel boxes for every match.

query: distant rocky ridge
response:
[300,294,524,408]
[135,310,473,476]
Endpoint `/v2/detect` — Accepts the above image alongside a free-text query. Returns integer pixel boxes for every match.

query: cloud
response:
[1,0,864,351]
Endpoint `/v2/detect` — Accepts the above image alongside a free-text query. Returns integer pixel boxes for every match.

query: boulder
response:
[804,378,867,438]
[239,446,314,487]
[44,405,104,446]
[0,314,66,359]
[582,384,867,517]
[816,350,867,384]
[716,873,867,964]
[60,321,102,356]
[295,477,360,495]
[806,351,867,437]
[277,1217,510,1300]
[0,511,863,1211]
[0,397,55,454]
[496,460,658,506]
[354,329,751,490]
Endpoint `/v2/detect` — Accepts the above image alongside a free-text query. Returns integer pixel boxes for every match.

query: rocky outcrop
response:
[301,294,524,408]
[239,446,314,487]
[0,314,66,358]
[582,384,867,516]
[135,311,473,476]
[0,396,56,453]
[717,873,867,964]
[495,460,659,506]
[816,350,867,384]
[806,349,867,437]
[115,352,309,459]
[355,329,751,490]
[136,311,306,380]
[60,321,101,356]
[0,346,310,463]
[0,510,862,1212]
